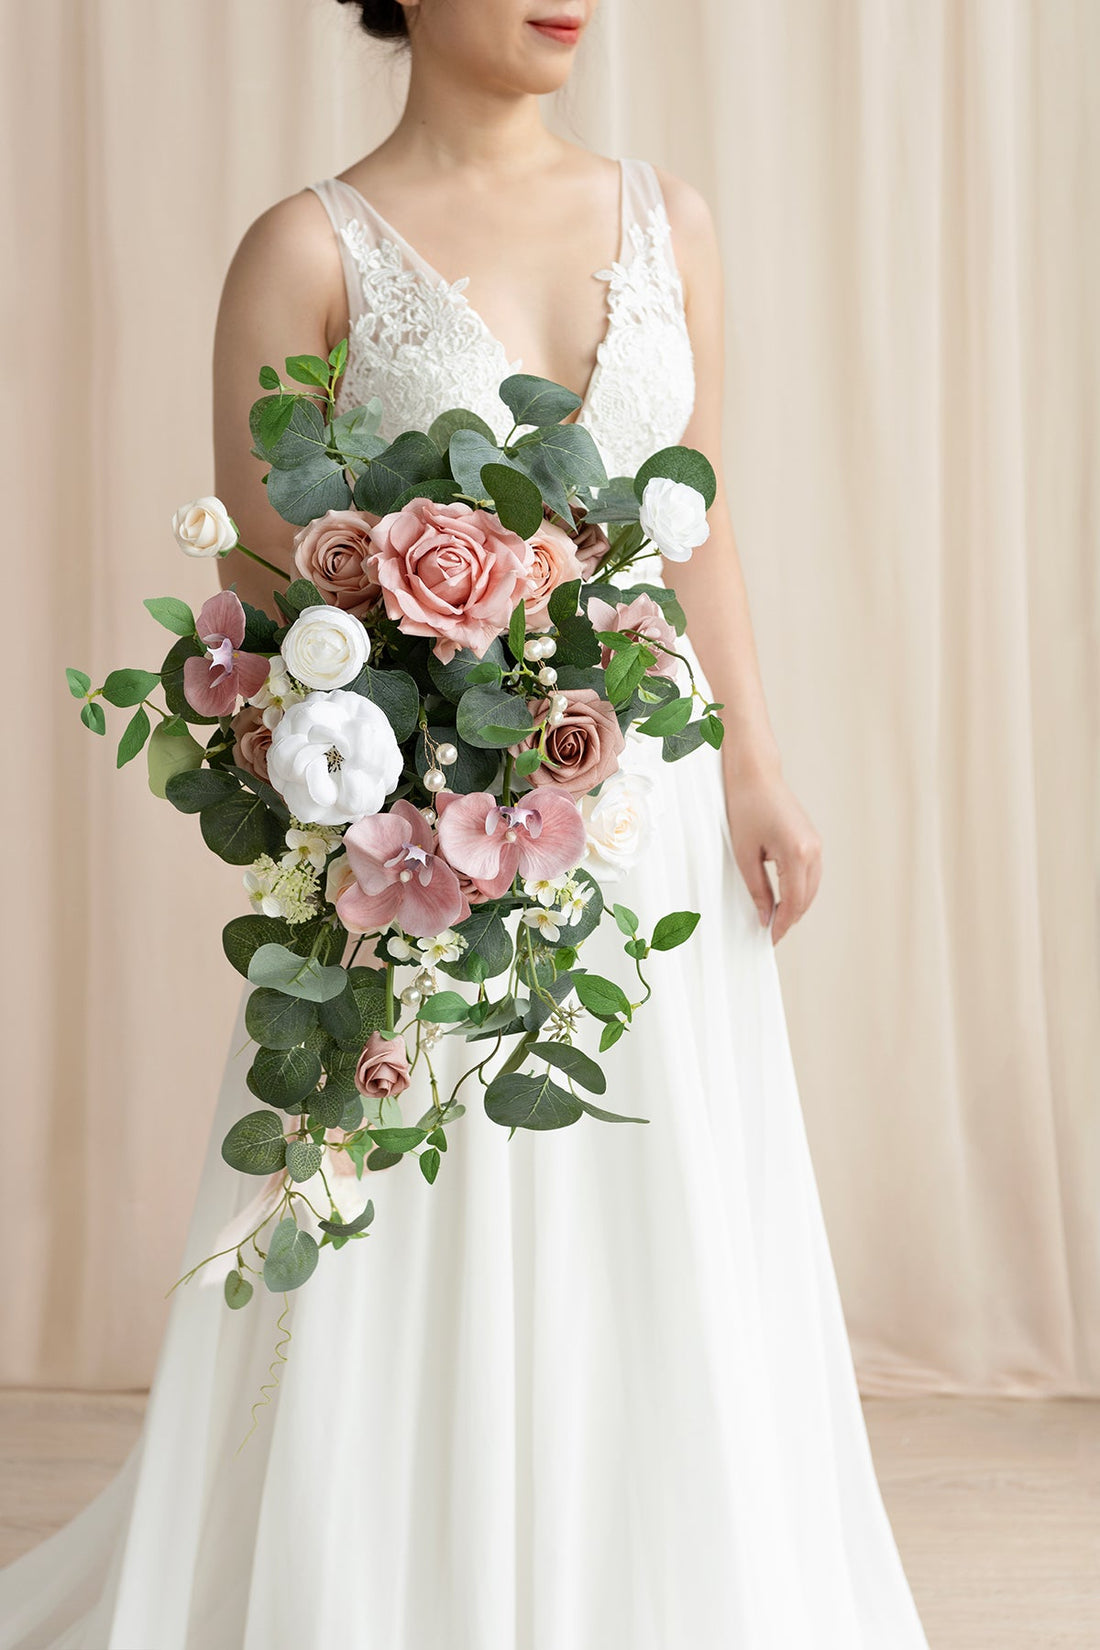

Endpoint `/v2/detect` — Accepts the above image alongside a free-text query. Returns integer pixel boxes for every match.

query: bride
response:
[0,1,931,1645]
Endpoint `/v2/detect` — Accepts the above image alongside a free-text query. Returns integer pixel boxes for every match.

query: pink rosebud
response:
[368,498,534,664]
[523,519,583,631]
[335,799,468,939]
[512,688,626,798]
[354,1032,412,1101]
[585,593,679,679]
[183,590,271,718]
[436,791,586,900]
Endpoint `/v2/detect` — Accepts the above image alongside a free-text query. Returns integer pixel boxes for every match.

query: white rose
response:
[580,769,654,883]
[281,605,370,691]
[266,688,402,826]
[171,495,238,557]
[638,477,710,562]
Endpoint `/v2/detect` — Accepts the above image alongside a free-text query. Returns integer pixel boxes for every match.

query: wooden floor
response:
[0,1391,1096,1645]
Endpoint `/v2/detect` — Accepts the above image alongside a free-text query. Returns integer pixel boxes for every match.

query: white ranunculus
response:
[580,769,654,883]
[171,495,238,557]
[638,476,710,562]
[281,605,370,691]
[266,688,402,826]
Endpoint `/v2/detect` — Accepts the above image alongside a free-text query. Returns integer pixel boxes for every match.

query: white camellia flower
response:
[171,495,238,557]
[266,688,402,826]
[638,476,710,562]
[580,769,655,883]
[281,605,371,692]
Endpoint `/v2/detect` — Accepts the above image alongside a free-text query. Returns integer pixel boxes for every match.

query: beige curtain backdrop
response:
[2,0,1096,1394]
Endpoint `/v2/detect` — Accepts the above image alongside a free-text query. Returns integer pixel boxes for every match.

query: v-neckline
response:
[336,157,628,424]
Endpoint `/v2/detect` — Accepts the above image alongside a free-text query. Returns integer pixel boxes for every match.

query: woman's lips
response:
[528,18,582,45]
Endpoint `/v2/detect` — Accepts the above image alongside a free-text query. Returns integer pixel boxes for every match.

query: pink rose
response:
[585,593,679,679]
[523,520,583,630]
[231,705,274,782]
[514,688,626,797]
[437,791,587,899]
[292,509,381,618]
[354,1032,412,1101]
[368,498,534,664]
[567,503,611,579]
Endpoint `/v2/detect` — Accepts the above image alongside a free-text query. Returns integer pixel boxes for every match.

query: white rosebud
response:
[171,495,238,557]
[266,688,402,826]
[580,769,654,883]
[281,605,370,692]
[638,477,710,563]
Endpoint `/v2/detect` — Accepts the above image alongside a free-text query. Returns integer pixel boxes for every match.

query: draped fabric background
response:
[3,0,1096,1394]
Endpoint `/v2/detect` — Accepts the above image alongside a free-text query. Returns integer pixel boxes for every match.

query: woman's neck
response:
[386,61,563,181]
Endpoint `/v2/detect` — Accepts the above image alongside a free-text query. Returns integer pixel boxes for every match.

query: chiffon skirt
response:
[0,666,930,1649]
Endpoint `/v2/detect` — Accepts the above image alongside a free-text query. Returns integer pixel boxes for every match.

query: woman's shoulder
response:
[218,184,346,333]
[642,162,721,297]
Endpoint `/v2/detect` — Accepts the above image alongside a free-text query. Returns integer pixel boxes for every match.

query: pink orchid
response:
[436,791,586,900]
[335,799,468,939]
[183,590,271,717]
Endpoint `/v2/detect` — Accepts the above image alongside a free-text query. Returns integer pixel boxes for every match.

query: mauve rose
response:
[292,509,380,618]
[369,498,534,664]
[515,687,626,797]
[585,593,679,680]
[355,1032,412,1101]
[567,502,611,578]
[231,705,274,783]
[523,519,583,630]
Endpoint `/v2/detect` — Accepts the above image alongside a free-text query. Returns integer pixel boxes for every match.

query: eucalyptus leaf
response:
[427,639,507,704]
[247,1044,323,1110]
[318,1199,375,1237]
[456,684,535,749]
[498,373,583,428]
[482,463,545,538]
[244,987,317,1050]
[428,406,497,449]
[263,1218,319,1292]
[147,721,205,798]
[285,1139,324,1182]
[528,1040,606,1094]
[102,668,160,708]
[579,1098,649,1125]
[352,430,449,516]
[221,1109,287,1176]
[633,444,717,509]
[483,1071,582,1131]
[116,705,151,768]
[344,665,420,742]
[224,1270,254,1309]
[200,791,284,865]
[266,450,351,526]
[164,767,239,814]
[246,944,348,1002]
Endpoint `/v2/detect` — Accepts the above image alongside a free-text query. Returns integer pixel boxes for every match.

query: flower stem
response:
[502,752,514,806]
[230,542,292,583]
[384,962,396,1039]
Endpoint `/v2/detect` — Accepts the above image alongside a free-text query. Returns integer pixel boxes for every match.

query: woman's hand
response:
[723,759,823,943]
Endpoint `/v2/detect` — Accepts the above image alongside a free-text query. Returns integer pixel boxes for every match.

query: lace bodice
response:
[307,158,695,478]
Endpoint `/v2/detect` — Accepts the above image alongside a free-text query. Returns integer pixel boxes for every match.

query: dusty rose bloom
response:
[515,687,626,797]
[369,498,534,663]
[567,503,611,579]
[585,592,679,679]
[292,509,381,619]
[523,519,584,630]
[231,704,274,782]
[354,1032,412,1101]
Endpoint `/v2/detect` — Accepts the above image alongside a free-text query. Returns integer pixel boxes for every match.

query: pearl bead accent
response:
[537,665,558,686]
[424,768,447,792]
[436,743,458,766]
[420,807,437,825]
[400,985,423,1008]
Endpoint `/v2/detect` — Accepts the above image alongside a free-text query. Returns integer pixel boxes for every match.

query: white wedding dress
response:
[0,157,930,1649]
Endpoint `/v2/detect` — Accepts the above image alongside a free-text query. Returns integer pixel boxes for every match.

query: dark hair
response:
[336,0,409,41]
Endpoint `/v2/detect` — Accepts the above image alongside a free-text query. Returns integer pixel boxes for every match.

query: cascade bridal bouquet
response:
[68,341,723,1312]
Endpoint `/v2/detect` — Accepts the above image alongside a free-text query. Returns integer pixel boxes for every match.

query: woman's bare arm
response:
[212,190,347,616]
[659,170,823,941]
